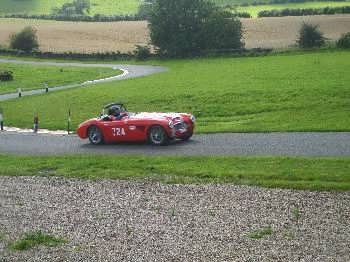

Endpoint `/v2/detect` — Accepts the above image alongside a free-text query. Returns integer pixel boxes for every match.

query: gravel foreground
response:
[0,176,349,262]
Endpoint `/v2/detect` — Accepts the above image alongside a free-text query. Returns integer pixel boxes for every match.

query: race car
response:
[77,103,196,145]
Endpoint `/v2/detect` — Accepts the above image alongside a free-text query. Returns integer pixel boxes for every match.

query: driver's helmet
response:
[108,106,121,116]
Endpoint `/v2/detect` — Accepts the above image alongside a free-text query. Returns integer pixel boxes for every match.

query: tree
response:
[10,26,39,52]
[137,0,154,19]
[337,32,350,49]
[53,0,90,16]
[297,22,326,48]
[148,0,243,57]
[74,0,90,14]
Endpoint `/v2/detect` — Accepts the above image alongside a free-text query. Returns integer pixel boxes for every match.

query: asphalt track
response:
[1,59,349,157]
[0,59,167,101]
[1,131,349,156]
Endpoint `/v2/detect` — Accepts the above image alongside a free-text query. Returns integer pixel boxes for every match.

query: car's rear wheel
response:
[88,125,104,145]
[148,125,169,146]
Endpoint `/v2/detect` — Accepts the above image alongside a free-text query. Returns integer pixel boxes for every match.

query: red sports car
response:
[77,103,195,145]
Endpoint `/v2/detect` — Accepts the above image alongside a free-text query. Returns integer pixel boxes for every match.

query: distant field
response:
[242,14,350,48]
[0,0,262,16]
[237,1,350,17]
[0,0,255,16]
[0,0,141,16]
[2,0,349,17]
[0,63,119,94]
[0,19,149,53]
[1,51,349,133]
[1,15,350,52]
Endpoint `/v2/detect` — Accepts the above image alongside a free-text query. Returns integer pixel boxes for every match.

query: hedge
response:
[258,6,350,17]
[237,0,347,7]
[0,47,273,60]
[0,13,146,22]
[1,12,251,21]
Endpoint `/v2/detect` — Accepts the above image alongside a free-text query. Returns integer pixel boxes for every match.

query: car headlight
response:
[190,115,196,123]
[168,120,174,129]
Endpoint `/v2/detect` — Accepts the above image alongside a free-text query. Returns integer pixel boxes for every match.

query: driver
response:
[108,106,124,121]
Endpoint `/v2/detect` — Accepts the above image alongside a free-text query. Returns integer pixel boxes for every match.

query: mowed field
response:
[0,63,118,94]
[1,51,349,133]
[1,0,349,15]
[0,19,148,53]
[1,15,350,53]
[0,0,141,16]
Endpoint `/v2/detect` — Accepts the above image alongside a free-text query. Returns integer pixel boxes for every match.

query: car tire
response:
[148,125,169,146]
[88,125,104,145]
[181,133,193,141]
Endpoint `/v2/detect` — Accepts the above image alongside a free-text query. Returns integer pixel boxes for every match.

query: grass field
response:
[0,50,349,133]
[0,0,141,16]
[1,0,349,17]
[0,63,120,94]
[0,155,349,190]
[236,1,350,17]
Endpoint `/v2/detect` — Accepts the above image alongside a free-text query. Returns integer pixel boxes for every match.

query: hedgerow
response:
[0,13,146,22]
[258,6,350,17]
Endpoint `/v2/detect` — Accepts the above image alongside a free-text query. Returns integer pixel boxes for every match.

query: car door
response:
[102,119,128,142]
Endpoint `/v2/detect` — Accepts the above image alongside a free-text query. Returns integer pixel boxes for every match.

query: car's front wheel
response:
[181,133,193,141]
[148,125,169,146]
[88,125,104,145]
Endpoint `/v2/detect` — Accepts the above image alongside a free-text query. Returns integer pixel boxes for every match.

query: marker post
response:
[18,88,22,98]
[33,113,39,133]
[0,108,3,131]
[67,109,71,135]
[44,82,49,93]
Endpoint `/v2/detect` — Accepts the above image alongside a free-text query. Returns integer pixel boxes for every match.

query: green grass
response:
[292,207,301,220]
[0,0,141,16]
[0,0,257,16]
[248,226,274,239]
[236,1,350,17]
[8,230,67,251]
[0,155,350,190]
[215,0,271,5]
[0,63,120,94]
[1,50,350,133]
[1,0,349,17]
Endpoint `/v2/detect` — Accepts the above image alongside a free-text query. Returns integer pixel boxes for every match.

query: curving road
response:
[1,131,350,156]
[1,59,349,157]
[0,59,168,101]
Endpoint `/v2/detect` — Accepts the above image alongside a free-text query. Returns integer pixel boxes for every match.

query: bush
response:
[337,32,350,48]
[149,0,243,57]
[234,12,252,18]
[133,45,151,60]
[297,22,326,48]
[0,71,13,81]
[137,0,154,20]
[53,0,90,16]
[10,26,39,52]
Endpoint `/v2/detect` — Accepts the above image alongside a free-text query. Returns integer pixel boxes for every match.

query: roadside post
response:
[18,88,22,98]
[33,113,39,133]
[67,109,71,134]
[0,108,3,131]
[44,82,49,93]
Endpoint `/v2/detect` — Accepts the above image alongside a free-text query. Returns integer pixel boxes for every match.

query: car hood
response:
[129,112,189,121]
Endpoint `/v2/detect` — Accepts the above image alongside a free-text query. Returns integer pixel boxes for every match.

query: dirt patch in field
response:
[0,15,350,53]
